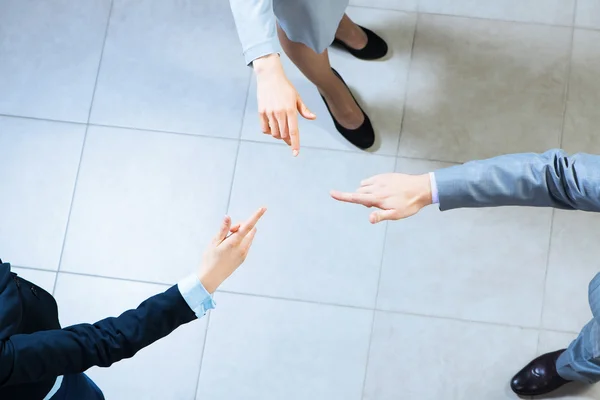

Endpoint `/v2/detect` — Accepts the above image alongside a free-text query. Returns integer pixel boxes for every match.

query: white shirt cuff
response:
[429,172,439,204]
[177,274,216,319]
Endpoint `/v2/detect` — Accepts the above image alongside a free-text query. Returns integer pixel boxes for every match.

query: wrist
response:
[253,53,282,76]
[197,271,218,294]
[416,173,433,208]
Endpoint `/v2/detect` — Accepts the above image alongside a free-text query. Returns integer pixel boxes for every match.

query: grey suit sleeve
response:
[434,149,600,212]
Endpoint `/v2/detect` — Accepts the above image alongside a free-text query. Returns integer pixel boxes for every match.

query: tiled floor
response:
[1,0,600,399]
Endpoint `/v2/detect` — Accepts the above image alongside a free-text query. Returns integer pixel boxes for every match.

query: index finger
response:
[237,207,267,236]
[330,190,377,207]
[288,111,300,156]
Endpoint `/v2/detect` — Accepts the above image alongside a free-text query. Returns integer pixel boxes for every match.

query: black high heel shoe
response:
[333,26,388,60]
[320,68,375,150]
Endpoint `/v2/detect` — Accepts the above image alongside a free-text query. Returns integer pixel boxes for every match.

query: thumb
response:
[369,209,400,224]
[297,96,316,120]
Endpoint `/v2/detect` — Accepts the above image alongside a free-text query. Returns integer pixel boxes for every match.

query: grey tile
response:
[419,0,575,26]
[240,8,415,155]
[363,311,539,400]
[377,158,552,327]
[538,331,600,399]
[223,142,394,307]
[350,0,417,11]
[60,126,237,283]
[197,293,372,400]
[90,0,250,138]
[575,0,600,29]
[542,210,600,332]
[0,0,110,121]
[399,15,569,162]
[11,267,57,295]
[54,274,207,400]
[562,30,600,154]
[0,117,85,270]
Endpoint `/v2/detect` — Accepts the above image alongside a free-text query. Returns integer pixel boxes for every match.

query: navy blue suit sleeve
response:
[0,284,197,387]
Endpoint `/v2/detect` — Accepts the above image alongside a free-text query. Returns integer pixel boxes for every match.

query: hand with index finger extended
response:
[198,207,267,293]
[330,173,433,224]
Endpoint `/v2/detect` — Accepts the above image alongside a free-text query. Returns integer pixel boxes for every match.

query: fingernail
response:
[293,150,299,157]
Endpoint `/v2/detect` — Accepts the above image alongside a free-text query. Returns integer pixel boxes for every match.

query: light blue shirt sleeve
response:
[229,0,281,65]
[177,274,216,318]
[429,172,439,204]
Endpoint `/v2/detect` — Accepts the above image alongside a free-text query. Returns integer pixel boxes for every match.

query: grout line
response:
[419,10,577,30]
[0,113,87,126]
[349,4,584,31]
[348,4,417,13]
[359,220,391,399]
[361,12,420,399]
[84,0,114,125]
[212,290,584,336]
[192,314,211,400]
[239,137,463,165]
[21,263,581,336]
[0,118,463,165]
[536,209,556,351]
[535,0,577,354]
[394,10,419,157]
[0,111,448,162]
[192,69,253,400]
[558,4,577,150]
[88,122,240,143]
[52,0,114,295]
[217,288,571,333]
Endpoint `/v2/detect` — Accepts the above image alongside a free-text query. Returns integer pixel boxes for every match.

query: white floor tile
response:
[399,14,569,162]
[223,142,394,307]
[0,117,85,270]
[90,0,250,138]
[0,0,110,121]
[562,30,600,154]
[575,0,600,29]
[543,210,600,332]
[54,273,207,400]
[349,0,417,11]
[61,126,237,283]
[197,293,372,400]
[363,311,539,400]
[419,0,575,25]
[377,158,552,327]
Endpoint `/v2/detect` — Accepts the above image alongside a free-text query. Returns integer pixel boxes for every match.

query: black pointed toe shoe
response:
[320,68,375,150]
[333,26,388,60]
[510,349,571,397]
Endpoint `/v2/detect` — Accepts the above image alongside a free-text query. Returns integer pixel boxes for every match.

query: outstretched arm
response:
[0,208,266,387]
[331,149,600,223]
[435,149,600,212]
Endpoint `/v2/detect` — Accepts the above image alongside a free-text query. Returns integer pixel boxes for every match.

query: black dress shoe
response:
[333,26,388,60]
[510,349,571,397]
[320,68,375,150]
